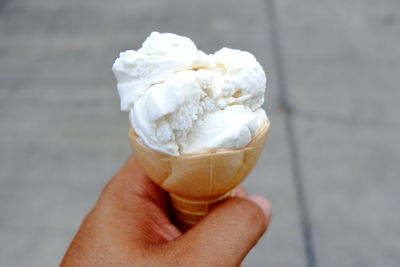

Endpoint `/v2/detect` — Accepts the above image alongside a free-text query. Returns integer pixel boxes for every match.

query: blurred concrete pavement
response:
[1,0,400,266]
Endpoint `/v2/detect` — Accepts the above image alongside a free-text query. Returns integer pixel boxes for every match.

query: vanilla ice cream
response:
[113,32,268,156]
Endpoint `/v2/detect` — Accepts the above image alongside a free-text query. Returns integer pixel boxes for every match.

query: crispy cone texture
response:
[129,120,270,230]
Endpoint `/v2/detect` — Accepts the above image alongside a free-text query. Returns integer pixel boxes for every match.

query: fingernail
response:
[163,224,182,241]
[249,196,272,217]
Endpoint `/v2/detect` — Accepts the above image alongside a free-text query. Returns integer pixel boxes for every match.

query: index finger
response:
[102,154,168,212]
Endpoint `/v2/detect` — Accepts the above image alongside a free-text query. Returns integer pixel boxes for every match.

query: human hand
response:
[61,155,272,267]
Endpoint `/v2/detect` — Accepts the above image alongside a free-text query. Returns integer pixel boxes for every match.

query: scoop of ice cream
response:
[113,32,268,156]
[112,32,204,111]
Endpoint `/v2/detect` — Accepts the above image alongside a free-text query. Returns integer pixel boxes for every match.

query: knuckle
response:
[164,246,191,267]
[168,255,186,267]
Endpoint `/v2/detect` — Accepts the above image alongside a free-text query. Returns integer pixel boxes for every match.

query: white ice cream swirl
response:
[113,32,268,156]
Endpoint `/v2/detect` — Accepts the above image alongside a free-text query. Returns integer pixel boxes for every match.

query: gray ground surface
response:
[1,0,399,266]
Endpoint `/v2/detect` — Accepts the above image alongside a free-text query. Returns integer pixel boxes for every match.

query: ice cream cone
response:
[128,120,270,231]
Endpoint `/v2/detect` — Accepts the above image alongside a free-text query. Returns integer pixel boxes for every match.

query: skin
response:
[61,155,272,267]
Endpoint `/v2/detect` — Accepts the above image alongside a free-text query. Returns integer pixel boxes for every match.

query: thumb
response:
[172,196,272,267]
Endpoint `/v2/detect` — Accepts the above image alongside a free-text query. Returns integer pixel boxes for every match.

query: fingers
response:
[235,185,248,198]
[248,196,271,216]
[102,154,168,210]
[94,154,182,243]
[170,196,272,266]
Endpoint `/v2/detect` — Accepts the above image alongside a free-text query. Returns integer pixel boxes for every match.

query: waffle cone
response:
[128,120,270,231]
